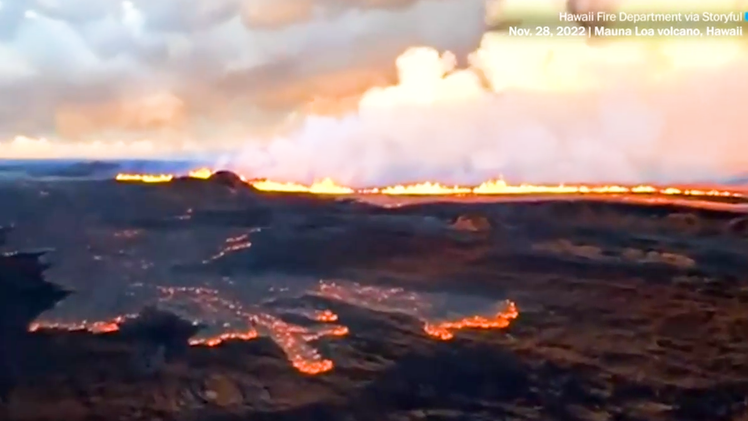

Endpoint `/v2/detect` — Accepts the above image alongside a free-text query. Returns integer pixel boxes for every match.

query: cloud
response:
[240,0,316,28]
[238,0,439,28]
[55,91,186,138]
[4,0,746,187]
[0,0,485,144]
[217,0,748,185]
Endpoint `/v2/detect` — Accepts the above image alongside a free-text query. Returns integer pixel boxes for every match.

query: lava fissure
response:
[113,169,746,199]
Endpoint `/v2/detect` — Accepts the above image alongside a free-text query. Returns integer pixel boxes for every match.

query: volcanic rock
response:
[534,239,605,260]
[207,171,247,189]
[25,161,120,178]
[131,343,166,375]
[203,374,244,407]
[451,213,492,232]
[665,212,701,232]
[726,216,748,236]
[0,248,71,402]
[622,248,696,268]
[0,225,11,247]
[0,249,71,333]
[3,176,748,420]
[118,306,203,360]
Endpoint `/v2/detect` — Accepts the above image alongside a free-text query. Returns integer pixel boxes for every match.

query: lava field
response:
[1,173,747,421]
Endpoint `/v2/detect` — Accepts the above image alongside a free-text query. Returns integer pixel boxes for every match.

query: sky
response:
[0,0,485,149]
[0,0,747,185]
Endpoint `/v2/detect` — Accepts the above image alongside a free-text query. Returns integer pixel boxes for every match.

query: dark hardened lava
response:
[0,175,747,421]
[0,228,71,405]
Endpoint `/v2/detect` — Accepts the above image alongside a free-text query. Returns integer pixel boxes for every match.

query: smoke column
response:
[224,0,748,186]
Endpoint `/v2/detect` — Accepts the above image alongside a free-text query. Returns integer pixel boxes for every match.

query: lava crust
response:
[0,177,747,421]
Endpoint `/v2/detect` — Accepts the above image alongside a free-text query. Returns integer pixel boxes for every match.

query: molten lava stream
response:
[155,286,345,374]
[423,301,519,341]
[114,173,173,183]
[252,313,348,375]
[187,167,213,179]
[188,329,259,347]
[28,315,135,334]
[312,281,519,341]
[30,281,349,375]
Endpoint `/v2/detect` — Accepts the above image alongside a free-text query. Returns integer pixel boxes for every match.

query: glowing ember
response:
[114,171,744,198]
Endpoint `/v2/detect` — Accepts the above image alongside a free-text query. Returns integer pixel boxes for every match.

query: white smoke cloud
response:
[219,0,748,185]
[3,0,748,186]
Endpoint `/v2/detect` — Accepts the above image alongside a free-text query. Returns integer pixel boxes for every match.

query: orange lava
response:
[28,281,518,374]
[253,313,347,375]
[29,278,349,376]
[114,169,744,198]
[188,329,258,347]
[313,280,519,341]
[31,309,347,375]
[28,315,134,334]
[187,167,213,179]
[423,301,519,341]
[252,178,354,195]
[315,309,339,322]
[203,235,252,263]
[115,173,174,183]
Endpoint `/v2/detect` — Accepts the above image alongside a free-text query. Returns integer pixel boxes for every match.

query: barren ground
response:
[1,177,748,421]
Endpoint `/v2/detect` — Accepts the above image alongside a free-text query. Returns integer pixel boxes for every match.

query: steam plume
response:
[2,0,747,185]
[222,0,748,185]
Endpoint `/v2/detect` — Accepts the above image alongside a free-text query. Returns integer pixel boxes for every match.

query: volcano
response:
[0,170,747,420]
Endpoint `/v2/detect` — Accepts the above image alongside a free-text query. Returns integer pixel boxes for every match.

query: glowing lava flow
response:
[154,285,349,375]
[312,280,518,341]
[253,313,349,375]
[29,275,349,375]
[188,330,258,347]
[187,167,213,179]
[252,178,355,195]
[115,173,174,183]
[423,301,519,341]
[27,281,518,374]
[28,314,135,333]
[113,170,745,198]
